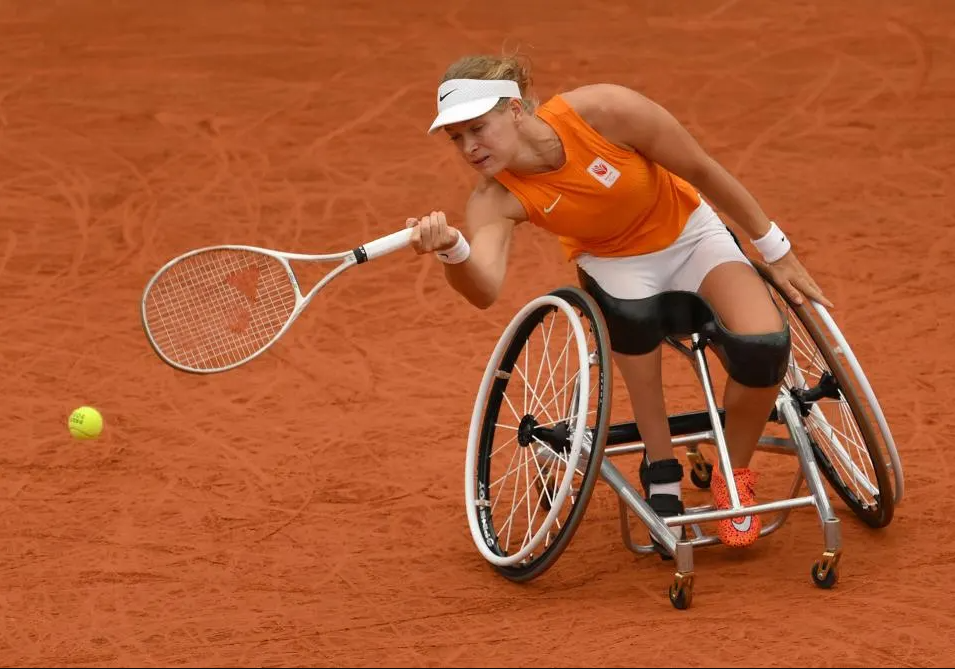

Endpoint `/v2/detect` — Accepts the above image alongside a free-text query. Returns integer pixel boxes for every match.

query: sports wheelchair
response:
[463,262,903,610]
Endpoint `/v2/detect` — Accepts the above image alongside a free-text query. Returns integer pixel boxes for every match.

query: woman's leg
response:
[613,346,673,464]
[694,260,786,547]
[575,254,677,466]
[575,255,685,544]
[671,201,791,548]
[614,347,687,544]
[696,261,785,470]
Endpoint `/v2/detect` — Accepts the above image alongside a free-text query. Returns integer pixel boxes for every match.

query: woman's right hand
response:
[406,211,460,256]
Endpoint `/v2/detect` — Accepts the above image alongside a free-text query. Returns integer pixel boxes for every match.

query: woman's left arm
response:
[586,84,833,308]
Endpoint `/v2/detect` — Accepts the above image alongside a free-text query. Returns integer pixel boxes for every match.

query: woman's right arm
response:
[407,185,519,310]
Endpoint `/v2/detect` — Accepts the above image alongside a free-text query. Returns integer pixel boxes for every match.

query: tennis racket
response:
[140,227,414,374]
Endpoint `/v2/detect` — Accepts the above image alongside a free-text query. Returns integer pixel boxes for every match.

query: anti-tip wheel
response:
[811,555,840,589]
[688,458,713,490]
[669,573,695,610]
[464,286,612,583]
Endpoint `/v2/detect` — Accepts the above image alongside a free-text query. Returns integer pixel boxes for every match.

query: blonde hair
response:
[440,53,539,113]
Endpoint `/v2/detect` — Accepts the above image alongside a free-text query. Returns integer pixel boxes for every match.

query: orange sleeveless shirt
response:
[493,95,701,261]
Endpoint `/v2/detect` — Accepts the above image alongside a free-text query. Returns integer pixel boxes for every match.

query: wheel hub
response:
[517,414,538,447]
[793,371,842,416]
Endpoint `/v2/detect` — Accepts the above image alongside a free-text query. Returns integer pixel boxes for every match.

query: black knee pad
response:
[709,323,791,388]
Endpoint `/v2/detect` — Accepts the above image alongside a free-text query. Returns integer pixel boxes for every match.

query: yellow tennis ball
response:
[68,406,103,440]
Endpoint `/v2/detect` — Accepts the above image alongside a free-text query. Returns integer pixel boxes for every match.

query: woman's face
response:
[444,102,523,176]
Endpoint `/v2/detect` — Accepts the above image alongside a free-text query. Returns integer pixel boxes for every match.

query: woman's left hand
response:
[759,251,834,309]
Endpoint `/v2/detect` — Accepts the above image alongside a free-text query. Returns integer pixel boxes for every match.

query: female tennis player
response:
[406,54,832,548]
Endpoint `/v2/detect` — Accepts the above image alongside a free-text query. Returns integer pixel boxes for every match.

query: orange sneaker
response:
[710,467,761,547]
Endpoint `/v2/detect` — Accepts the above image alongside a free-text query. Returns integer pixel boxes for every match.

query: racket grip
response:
[355,227,415,263]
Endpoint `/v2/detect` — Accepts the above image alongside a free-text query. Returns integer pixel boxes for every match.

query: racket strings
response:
[143,249,298,371]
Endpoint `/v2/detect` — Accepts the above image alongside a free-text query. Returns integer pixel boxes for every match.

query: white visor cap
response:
[428,78,522,134]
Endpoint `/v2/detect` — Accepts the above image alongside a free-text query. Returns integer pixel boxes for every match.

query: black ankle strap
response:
[644,458,684,484]
[648,493,685,516]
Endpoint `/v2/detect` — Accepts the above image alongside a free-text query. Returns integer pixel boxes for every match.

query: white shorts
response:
[575,199,751,299]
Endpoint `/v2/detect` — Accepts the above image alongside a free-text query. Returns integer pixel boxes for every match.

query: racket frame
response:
[141,227,413,374]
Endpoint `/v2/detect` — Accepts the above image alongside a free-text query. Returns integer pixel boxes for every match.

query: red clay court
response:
[2,0,954,666]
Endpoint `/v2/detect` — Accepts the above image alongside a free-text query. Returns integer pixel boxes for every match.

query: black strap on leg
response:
[639,458,688,559]
[644,458,685,484]
[648,493,685,517]
[640,456,685,493]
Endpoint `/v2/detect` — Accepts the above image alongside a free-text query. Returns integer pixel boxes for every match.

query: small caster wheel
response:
[811,560,838,589]
[689,461,713,489]
[669,572,694,610]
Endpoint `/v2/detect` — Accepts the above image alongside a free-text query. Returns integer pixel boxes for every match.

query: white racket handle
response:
[356,227,415,263]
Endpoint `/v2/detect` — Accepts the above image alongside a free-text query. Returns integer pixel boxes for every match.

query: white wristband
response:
[435,231,470,265]
[752,221,792,263]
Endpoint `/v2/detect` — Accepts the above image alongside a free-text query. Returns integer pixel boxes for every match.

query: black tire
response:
[689,461,713,489]
[811,560,839,589]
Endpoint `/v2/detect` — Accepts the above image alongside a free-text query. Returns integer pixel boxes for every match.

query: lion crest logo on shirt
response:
[587,157,620,188]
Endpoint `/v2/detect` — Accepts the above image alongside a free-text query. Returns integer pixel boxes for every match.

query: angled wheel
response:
[464,286,612,582]
[758,264,899,528]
